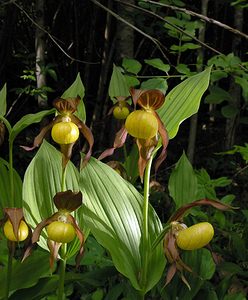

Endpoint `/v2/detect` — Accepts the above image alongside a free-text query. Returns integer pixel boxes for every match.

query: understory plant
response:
[0,67,240,300]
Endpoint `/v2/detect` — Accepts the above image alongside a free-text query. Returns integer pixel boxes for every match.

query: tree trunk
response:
[187,0,209,163]
[224,7,243,149]
[35,0,47,108]
[115,0,135,62]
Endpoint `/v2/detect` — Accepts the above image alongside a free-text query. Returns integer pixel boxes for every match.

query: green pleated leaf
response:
[0,83,7,116]
[9,109,55,144]
[108,64,130,102]
[61,73,86,122]
[0,158,22,213]
[157,67,211,139]
[22,140,82,253]
[168,152,198,208]
[79,157,165,292]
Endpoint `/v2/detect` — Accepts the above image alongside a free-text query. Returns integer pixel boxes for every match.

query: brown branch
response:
[90,0,170,62]
[140,0,248,40]
[115,0,222,55]
[13,1,99,65]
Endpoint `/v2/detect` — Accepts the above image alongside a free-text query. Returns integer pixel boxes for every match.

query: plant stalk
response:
[140,154,153,292]
[61,165,67,192]
[9,141,14,207]
[57,243,67,300]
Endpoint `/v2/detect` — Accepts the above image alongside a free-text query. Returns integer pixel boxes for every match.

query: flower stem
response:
[61,165,67,192]
[57,243,67,300]
[9,141,14,208]
[140,155,153,291]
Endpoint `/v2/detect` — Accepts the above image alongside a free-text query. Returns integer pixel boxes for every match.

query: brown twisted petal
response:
[22,214,58,262]
[53,190,82,212]
[130,87,145,109]
[163,229,192,288]
[169,198,238,222]
[21,120,57,151]
[98,126,128,161]
[67,214,85,268]
[137,89,165,110]
[47,239,62,269]
[53,96,81,114]
[70,115,94,167]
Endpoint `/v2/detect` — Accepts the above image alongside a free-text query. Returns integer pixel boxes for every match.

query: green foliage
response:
[0,158,22,213]
[168,152,198,208]
[22,141,82,253]
[61,72,86,122]
[9,109,55,144]
[79,156,165,293]
[144,58,170,73]
[218,143,248,163]
[158,67,211,139]
[108,64,130,101]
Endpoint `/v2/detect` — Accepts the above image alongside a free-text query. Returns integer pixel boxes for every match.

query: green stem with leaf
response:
[140,143,162,296]
[57,164,68,299]
[140,153,154,295]
[4,243,15,300]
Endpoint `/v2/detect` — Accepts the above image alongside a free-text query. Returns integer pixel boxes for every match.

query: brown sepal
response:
[136,136,157,181]
[53,190,82,212]
[163,229,192,289]
[170,198,238,222]
[130,87,144,109]
[71,115,94,167]
[98,126,128,161]
[53,96,81,114]
[21,121,56,151]
[67,214,85,268]
[47,239,62,269]
[4,208,24,241]
[22,214,58,262]
[137,89,165,110]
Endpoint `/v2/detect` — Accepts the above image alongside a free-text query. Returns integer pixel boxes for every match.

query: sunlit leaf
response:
[141,78,168,94]
[61,73,86,122]
[122,58,142,74]
[108,64,130,102]
[79,157,165,292]
[168,152,198,208]
[9,109,55,144]
[22,140,83,255]
[144,58,170,73]
[0,158,22,213]
[158,67,211,139]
